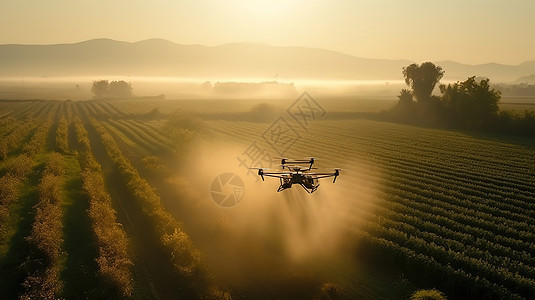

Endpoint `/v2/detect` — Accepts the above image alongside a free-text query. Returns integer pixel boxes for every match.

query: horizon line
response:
[0,38,532,67]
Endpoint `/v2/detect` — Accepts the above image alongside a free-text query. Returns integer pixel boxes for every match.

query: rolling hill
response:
[0,39,533,83]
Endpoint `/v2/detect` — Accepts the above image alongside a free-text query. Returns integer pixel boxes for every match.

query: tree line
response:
[91,80,133,99]
[387,62,535,136]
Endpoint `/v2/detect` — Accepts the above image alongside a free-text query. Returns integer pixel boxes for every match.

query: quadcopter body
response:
[255,158,340,193]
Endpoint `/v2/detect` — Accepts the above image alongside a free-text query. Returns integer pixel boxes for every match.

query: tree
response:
[108,81,132,98]
[439,76,501,125]
[91,80,132,99]
[397,89,414,105]
[91,80,109,99]
[402,62,444,103]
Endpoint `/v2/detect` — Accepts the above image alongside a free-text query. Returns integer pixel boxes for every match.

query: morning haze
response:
[0,1,534,300]
[1,0,534,65]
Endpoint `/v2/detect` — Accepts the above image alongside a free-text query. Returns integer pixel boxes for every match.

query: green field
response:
[0,97,534,299]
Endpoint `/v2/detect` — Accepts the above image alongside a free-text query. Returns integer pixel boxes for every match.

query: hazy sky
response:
[1,0,533,65]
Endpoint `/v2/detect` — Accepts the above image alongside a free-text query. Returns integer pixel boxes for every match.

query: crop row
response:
[74,119,133,297]
[0,155,33,227]
[318,119,532,164]
[0,102,29,119]
[91,116,200,275]
[339,184,535,297]
[374,212,535,280]
[0,118,37,159]
[311,121,533,187]
[89,117,230,298]
[0,120,52,229]
[117,119,174,151]
[339,176,535,278]
[313,120,533,179]
[55,116,69,154]
[21,121,52,156]
[20,153,65,299]
[0,117,16,136]
[62,101,74,121]
[384,176,534,238]
[362,219,535,298]
[204,119,535,298]
[65,102,534,299]
[344,184,535,272]
[96,102,127,118]
[99,121,148,157]
[208,120,534,212]
[85,102,175,151]
[8,102,44,120]
[354,230,523,300]
[378,198,535,268]
[106,119,163,154]
[259,119,535,216]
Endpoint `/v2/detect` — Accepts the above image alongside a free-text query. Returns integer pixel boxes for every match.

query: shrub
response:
[410,288,447,300]
[319,282,345,300]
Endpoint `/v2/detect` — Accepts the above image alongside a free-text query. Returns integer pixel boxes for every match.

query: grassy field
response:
[0,97,534,299]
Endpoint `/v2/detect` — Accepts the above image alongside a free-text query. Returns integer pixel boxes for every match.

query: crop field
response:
[0,97,534,299]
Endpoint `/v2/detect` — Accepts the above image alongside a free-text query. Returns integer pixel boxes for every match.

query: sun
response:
[229,0,303,20]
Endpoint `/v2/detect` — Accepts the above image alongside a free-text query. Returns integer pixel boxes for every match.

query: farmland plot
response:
[0,98,533,299]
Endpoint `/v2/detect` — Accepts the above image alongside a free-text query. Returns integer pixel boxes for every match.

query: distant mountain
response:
[0,39,533,83]
[436,61,535,83]
[515,74,535,84]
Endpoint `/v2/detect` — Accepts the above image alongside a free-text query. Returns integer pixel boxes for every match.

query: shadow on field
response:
[0,161,44,299]
[61,156,100,298]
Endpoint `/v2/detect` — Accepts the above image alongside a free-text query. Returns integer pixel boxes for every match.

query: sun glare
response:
[229,0,302,20]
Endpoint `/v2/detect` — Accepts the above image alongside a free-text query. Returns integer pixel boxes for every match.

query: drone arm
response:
[313,169,340,183]
[312,173,336,178]
[263,173,287,179]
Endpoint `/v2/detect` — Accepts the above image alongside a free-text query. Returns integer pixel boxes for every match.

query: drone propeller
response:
[333,169,340,183]
[275,157,316,161]
[277,164,316,167]
[248,167,271,180]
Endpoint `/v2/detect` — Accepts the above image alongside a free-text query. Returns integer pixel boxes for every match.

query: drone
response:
[252,157,340,193]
